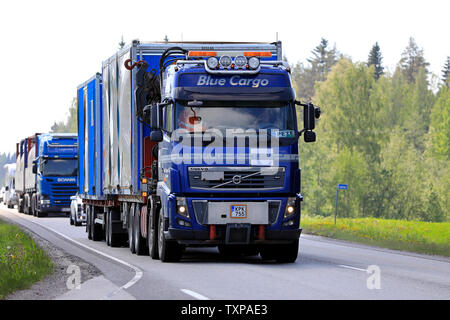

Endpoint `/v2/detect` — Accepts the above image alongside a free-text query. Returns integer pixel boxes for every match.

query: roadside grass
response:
[301,215,450,257]
[0,219,53,299]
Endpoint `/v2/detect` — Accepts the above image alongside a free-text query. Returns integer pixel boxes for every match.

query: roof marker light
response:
[188,51,217,57]
[244,52,272,57]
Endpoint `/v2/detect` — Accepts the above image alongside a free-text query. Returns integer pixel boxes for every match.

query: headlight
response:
[176,197,189,218]
[206,56,219,69]
[248,57,260,70]
[284,197,296,218]
[40,200,50,205]
[234,55,247,68]
[219,55,232,68]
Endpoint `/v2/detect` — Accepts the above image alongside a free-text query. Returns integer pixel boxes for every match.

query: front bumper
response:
[39,204,71,214]
[166,227,301,245]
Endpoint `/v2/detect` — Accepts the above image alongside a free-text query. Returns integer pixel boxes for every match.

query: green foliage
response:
[0,220,53,299]
[50,98,77,133]
[430,86,450,160]
[294,41,449,223]
[399,37,430,83]
[368,42,384,80]
[292,38,338,102]
[442,56,450,87]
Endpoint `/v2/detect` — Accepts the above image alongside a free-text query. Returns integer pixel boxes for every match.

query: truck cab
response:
[145,49,320,262]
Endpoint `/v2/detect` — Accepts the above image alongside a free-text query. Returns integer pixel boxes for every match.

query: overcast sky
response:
[0,0,448,154]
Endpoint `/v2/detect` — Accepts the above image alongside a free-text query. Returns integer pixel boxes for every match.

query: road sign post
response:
[335,184,348,224]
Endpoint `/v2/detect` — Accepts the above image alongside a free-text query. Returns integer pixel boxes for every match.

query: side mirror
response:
[5,186,9,191]
[150,104,160,129]
[150,130,163,142]
[32,161,37,174]
[304,131,316,143]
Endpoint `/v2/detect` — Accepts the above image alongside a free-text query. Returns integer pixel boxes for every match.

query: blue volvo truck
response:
[79,41,320,262]
[15,133,78,217]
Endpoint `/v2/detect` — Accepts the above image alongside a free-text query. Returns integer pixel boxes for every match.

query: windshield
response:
[175,101,295,135]
[41,159,77,177]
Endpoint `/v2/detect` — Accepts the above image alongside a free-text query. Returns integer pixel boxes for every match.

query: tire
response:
[128,204,136,254]
[108,208,123,247]
[90,206,102,241]
[31,194,36,216]
[134,204,148,255]
[70,213,74,225]
[275,240,299,263]
[87,206,92,240]
[18,200,24,213]
[158,214,182,262]
[24,196,29,215]
[148,205,159,260]
[260,240,299,263]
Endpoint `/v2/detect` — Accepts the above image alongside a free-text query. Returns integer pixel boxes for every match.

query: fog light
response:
[284,197,296,218]
[176,197,189,218]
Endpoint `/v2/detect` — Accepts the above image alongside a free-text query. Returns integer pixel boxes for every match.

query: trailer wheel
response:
[128,204,136,253]
[158,214,182,262]
[31,194,36,216]
[108,208,122,247]
[148,204,159,260]
[18,199,24,213]
[87,206,92,240]
[134,204,148,255]
[90,206,102,241]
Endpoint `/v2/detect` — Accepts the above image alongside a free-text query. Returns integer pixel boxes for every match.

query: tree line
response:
[294,37,449,222]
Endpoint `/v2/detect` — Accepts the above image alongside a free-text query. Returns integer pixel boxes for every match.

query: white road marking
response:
[1,208,143,298]
[181,289,210,300]
[338,264,367,272]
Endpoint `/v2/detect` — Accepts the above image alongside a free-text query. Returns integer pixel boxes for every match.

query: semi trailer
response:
[15,133,78,217]
[78,40,320,262]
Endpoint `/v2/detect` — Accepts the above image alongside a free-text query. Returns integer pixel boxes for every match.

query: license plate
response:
[62,208,70,212]
[230,205,247,218]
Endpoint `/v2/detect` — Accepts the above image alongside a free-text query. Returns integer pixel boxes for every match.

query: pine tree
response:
[293,38,339,101]
[368,42,384,80]
[399,37,430,83]
[442,56,450,86]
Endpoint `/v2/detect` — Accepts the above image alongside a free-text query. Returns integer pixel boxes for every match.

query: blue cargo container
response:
[79,41,320,262]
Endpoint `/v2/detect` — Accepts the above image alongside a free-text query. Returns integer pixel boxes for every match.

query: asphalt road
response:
[1,204,449,300]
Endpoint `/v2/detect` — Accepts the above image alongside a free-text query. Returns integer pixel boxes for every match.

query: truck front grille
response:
[51,183,77,206]
[188,167,285,190]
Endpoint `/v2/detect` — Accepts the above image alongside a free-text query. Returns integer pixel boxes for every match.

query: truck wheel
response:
[148,207,159,260]
[276,240,299,263]
[70,213,74,225]
[31,194,36,216]
[90,206,102,241]
[260,241,299,263]
[128,204,136,253]
[18,200,24,213]
[158,214,182,262]
[134,204,148,255]
[87,206,92,240]
[107,208,122,247]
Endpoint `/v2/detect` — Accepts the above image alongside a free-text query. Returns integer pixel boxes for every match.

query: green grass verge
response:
[0,219,53,299]
[301,215,450,257]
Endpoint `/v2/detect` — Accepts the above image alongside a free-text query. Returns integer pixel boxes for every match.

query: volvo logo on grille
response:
[232,175,242,185]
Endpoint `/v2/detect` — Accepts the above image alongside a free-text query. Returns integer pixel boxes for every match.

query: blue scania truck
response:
[78,41,320,262]
[15,133,78,217]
